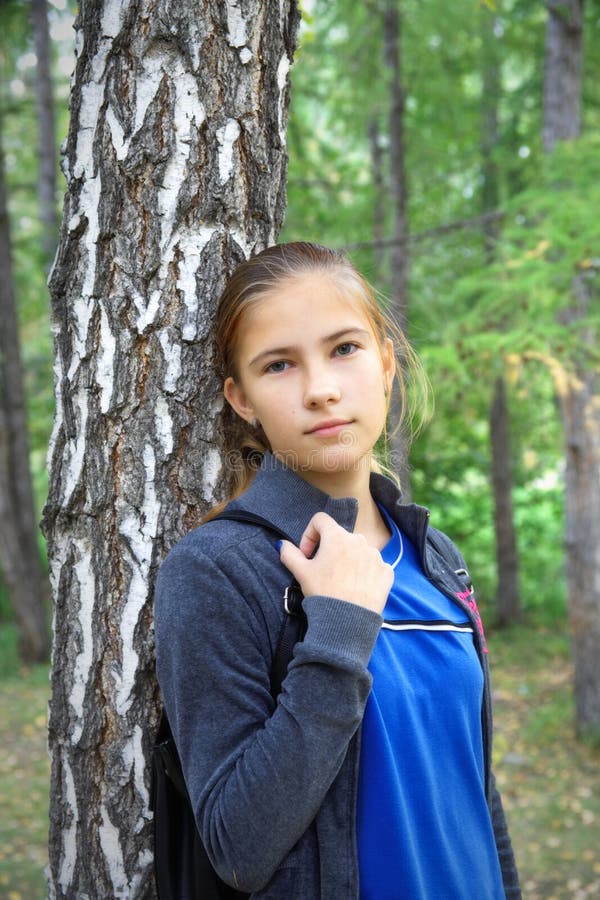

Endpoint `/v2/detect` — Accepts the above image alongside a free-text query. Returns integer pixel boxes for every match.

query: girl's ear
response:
[224,376,255,424]
[381,338,396,394]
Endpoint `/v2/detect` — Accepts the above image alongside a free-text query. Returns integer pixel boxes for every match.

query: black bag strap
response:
[212,508,296,544]
[270,581,305,696]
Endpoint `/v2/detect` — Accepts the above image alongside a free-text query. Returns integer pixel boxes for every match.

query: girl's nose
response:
[303,366,342,407]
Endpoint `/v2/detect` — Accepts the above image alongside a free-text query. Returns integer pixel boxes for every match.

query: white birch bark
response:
[41,1,299,895]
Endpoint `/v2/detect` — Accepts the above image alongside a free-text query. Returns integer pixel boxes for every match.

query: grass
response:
[0,618,599,898]
[0,657,50,900]
[489,620,600,899]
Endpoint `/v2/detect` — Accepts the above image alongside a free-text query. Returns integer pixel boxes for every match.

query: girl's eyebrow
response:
[248,327,371,368]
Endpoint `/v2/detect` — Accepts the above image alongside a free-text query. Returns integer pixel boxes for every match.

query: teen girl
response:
[154,242,521,899]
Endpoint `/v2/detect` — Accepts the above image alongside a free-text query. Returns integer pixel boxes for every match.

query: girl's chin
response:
[297,450,372,476]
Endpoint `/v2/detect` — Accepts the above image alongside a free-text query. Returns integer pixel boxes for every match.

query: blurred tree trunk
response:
[542,0,600,738]
[32,0,58,262]
[368,116,385,278]
[40,0,299,896]
[489,376,521,625]
[543,0,584,153]
[382,0,411,496]
[0,111,49,664]
[383,1,408,326]
[481,9,521,625]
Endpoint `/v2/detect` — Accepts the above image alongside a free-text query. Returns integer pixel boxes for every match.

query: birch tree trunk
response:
[542,0,600,737]
[41,1,299,896]
[0,111,50,664]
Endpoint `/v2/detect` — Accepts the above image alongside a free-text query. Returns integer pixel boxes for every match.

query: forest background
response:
[0,0,599,897]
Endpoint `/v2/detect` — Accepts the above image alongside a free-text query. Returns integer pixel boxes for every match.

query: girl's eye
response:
[264,360,290,374]
[335,342,358,357]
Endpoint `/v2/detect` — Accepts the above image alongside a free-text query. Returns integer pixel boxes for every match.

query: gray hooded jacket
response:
[154,453,520,899]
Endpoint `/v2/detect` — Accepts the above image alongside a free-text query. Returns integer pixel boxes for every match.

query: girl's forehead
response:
[242,272,374,331]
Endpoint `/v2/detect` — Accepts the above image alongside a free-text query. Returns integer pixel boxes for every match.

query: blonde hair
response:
[206,241,429,519]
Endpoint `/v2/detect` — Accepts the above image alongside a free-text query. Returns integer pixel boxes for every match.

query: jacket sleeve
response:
[154,541,382,893]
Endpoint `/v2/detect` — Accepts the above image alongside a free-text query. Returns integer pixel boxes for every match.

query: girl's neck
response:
[354,491,391,550]
[296,459,391,550]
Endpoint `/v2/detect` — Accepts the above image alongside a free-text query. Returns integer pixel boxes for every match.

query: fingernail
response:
[275,540,283,551]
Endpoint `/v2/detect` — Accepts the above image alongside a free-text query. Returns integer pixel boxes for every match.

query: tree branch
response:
[342,209,505,252]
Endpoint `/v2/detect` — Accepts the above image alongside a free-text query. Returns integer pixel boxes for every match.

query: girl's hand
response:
[278,512,393,615]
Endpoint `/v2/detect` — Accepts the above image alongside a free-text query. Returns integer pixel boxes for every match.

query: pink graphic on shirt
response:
[455,588,488,654]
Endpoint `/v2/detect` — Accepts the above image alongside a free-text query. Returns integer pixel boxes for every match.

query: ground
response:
[0,620,599,898]
[490,623,600,899]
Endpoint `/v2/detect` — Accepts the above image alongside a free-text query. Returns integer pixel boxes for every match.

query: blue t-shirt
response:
[357,510,505,899]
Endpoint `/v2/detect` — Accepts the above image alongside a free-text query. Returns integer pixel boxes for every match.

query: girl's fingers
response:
[297,511,332,558]
[277,513,392,614]
[278,540,309,581]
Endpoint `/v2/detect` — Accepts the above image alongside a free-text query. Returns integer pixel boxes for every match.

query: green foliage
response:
[1,0,597,643]
[446,133,600,387]
[0,0,74,527]
[0,623,21,677]
[0,1,598,890]
[0,579,12,624]
[284,1,381,256]
[281,0,600,630]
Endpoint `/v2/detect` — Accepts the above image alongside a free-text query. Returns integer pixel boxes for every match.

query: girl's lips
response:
[307,420,353,437]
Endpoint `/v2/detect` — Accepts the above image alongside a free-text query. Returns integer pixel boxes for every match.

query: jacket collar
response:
[226,452,428,547]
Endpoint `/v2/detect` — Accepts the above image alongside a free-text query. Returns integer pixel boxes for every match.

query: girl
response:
[154,242,520,899]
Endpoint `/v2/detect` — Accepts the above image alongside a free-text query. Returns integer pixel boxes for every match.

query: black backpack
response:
[151,511,307,900]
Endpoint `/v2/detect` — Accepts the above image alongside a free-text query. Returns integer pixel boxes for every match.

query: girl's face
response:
[224,272,395,491]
